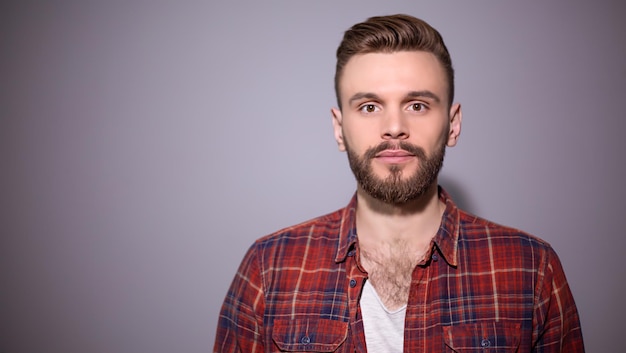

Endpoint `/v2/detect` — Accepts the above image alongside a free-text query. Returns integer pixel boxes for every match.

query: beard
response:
[345,139,445,205]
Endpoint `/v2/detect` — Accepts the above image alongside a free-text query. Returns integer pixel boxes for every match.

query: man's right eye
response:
[359,104,378,113]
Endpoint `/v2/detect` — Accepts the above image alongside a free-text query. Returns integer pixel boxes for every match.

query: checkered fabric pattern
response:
[214,187,584,352]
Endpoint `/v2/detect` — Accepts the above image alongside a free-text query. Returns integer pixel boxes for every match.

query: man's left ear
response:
[446,103,462,147]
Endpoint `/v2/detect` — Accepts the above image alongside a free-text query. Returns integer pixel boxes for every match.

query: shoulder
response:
[456,209,555,258]
[439,187,552,256]
[234,206,352,300]
[458,209,550,246]
[242,205,350,271]
[452,210,569,297]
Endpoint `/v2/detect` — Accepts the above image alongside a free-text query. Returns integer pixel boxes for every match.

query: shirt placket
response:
[346,250,368,353]
[403,258,434,353]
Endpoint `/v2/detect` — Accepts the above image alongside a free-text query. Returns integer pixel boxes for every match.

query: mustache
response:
[363,141,427,160]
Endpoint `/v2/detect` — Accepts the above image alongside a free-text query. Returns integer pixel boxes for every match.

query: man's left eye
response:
[411,103,426,111]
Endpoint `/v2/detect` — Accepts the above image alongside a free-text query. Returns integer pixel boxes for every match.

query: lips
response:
[363,141,426,163]
[375,149,415,158]
[374,149,416,164]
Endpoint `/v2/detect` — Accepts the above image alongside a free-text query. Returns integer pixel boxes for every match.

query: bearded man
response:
[214,14,584,353]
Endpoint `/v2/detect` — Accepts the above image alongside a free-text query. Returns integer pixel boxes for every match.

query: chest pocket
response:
[443,321,521,352]
[272,318,348,352]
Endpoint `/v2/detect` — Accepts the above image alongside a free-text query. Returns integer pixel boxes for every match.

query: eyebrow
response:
[406,90,441,103]
[348,92,381,106]
[348,90,441,106]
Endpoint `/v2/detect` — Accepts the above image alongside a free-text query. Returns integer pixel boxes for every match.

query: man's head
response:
[331,15,462,205]
[334,14,454,110]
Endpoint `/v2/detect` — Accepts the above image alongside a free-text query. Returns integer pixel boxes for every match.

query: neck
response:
[355,182,444,250]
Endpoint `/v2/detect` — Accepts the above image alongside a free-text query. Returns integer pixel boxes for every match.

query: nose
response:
[381,110,409,140]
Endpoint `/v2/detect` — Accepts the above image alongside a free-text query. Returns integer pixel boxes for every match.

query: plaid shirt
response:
[214,188,584,352]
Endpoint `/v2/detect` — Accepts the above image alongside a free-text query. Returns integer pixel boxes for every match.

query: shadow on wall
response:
[439,175,477,215]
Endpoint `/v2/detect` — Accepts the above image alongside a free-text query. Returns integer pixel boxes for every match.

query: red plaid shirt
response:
[214,188,584,352]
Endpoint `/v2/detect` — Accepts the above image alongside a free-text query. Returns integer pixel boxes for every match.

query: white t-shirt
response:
[360,280,406,353]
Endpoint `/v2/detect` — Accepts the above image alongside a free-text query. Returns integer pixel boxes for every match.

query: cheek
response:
[439,122,451,145]
[344,117,382,135]
[405,121,442,142]
[341,124,371,150]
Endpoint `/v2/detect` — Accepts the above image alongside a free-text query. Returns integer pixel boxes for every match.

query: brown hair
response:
[334,14,454,108]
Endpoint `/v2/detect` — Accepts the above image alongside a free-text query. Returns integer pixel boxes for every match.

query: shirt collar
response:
[334,186,460,267]
[432,186,460,267]
[335,194,359,263]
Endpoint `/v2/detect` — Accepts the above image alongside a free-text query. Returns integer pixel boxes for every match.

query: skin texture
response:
[331,51,462,309]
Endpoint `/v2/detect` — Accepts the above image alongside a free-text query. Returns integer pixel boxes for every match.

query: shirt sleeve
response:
[213,244,266,353]
[533,246,585,352]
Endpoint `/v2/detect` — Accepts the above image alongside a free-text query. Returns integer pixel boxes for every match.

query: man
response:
[214,14,584,352]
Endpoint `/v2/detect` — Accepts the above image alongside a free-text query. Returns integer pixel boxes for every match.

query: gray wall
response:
[1,1,624,352]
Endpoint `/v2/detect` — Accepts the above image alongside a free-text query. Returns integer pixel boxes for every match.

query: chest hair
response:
[360,243,427,311]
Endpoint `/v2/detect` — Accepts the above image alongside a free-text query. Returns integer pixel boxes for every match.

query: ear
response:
[331,107,346,152]
[446,103,462,147]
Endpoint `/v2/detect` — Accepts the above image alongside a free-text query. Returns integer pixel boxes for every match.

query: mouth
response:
[375,149,415,158]
[374,149,416,164]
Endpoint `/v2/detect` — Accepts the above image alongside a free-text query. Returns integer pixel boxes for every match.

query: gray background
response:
[1,1,624,352]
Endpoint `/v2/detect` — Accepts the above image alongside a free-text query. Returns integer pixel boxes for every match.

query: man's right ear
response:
[331,108,346,152]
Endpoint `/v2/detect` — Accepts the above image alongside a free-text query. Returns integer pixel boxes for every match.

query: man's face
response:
[331,51,462,205]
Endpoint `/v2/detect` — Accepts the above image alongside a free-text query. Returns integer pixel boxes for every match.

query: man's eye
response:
[360,104,378,113]
[411,103,427,111]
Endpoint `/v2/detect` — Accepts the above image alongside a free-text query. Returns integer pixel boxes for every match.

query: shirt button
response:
[301,335,311,345]
[481,338,491,348]
[432,253,439,262]
[349,279,357,288]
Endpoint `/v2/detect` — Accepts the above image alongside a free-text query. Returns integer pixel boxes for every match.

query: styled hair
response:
[334,14,454,108]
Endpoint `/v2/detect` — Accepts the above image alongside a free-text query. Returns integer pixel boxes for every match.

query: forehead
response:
[339,51,448,103]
